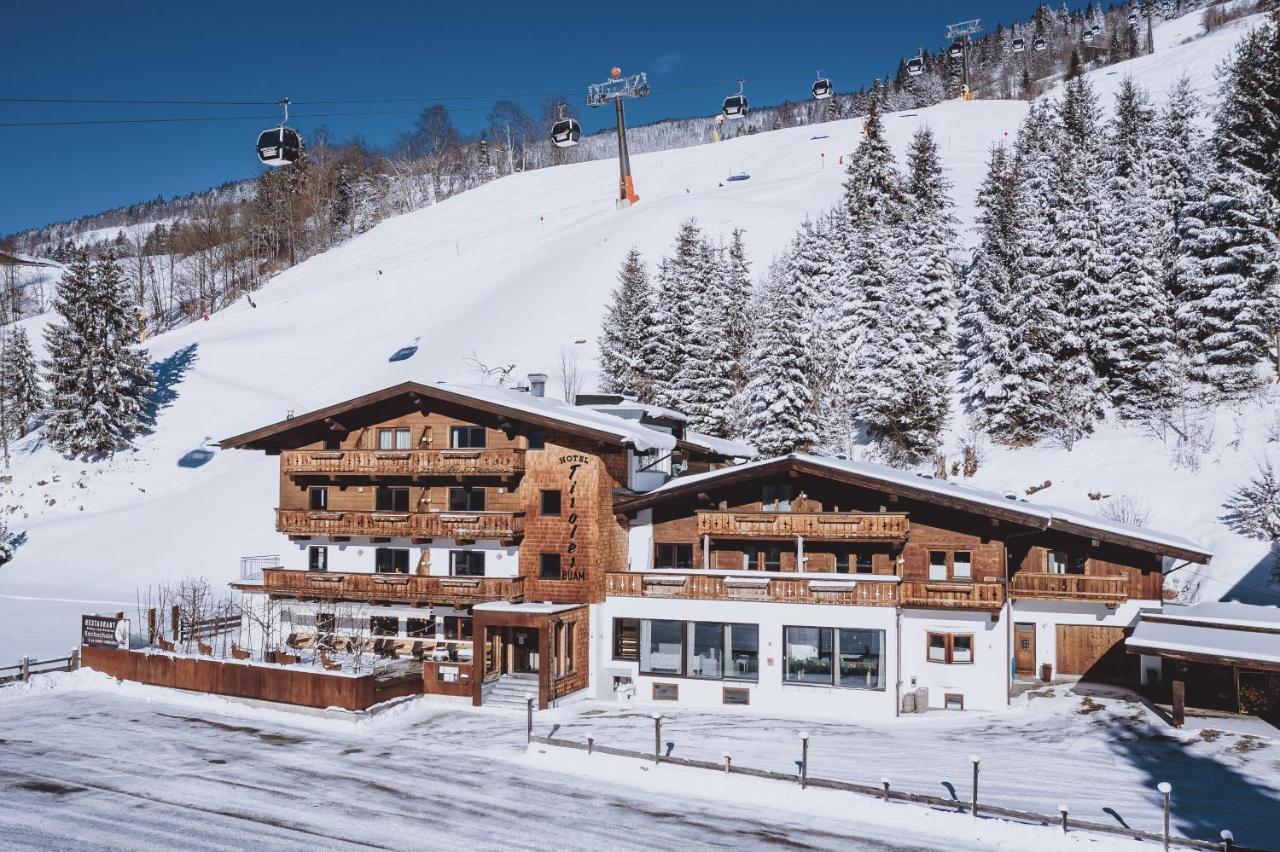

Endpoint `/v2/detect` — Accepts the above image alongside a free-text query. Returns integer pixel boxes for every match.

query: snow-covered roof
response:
[619,452,1211,561]
[1128,604,1280,669]
[682,431,756,459]
[586,401,689,423]
[472,601,582,615]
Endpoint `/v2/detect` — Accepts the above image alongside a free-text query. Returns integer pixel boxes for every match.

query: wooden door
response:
[1055,625,1125,677]
[1237,670,1280,716]
[1014,623,1036,675]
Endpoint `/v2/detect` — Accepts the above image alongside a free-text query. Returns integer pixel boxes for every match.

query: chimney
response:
[527,373,548,398]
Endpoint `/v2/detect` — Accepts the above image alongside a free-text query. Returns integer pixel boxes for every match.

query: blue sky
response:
[1,0,1066,236]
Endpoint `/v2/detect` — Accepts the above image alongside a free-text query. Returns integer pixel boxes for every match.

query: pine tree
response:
[597,249,655,401]
[0,325,44,440]
[1151,78,1210,302]
[743,254,819,456]
[1105,78,1156,181]
[721,230,755,428]
[651,220,707,411]
[680,238,740,437]
[43,253,154,457]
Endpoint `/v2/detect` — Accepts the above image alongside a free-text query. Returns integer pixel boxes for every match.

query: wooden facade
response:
[604,571,900,606]
[256,568,525,606]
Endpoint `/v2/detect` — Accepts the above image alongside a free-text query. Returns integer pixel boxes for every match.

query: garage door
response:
[1055,625,1126,677]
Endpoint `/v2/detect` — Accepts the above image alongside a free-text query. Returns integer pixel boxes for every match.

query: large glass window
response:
[640,619,684,675]
[785,626,885,690]
[745,544,782,571]
[376,486,410,512]
[377,427,411,450]
[406,617,435,638]
[450,550,485,577]
[654,543,694,570]
[448,486,485,512]
[450,425,486,449]
[370,616,399,636]
[725,623,759,680]
[613,618,639,661]
[688,622,724,679]
[375,548,410,574]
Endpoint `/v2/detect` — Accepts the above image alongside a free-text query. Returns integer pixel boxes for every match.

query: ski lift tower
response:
[946,18,984,99]
[588,67,650,207]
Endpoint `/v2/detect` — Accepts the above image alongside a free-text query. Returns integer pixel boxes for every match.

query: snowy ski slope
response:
[0,9,1271,660]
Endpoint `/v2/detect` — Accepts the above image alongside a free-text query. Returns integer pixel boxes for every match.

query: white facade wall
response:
[626,509,654,569]
[281,535,518,577]
[1009,599,1159,677]
[592,596,901,719]
[899,608,1011,711]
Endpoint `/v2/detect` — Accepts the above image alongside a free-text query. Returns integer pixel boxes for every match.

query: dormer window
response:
[377,428,411,450]
[762,484,791,512]
[450,426,486,449]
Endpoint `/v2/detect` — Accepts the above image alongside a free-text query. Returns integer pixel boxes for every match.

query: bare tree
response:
[558,344,586,403]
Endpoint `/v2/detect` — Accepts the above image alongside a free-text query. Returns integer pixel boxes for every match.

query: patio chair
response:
[319,650,343,672]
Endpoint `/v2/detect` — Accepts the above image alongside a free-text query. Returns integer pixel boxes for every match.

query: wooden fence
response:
[525,704,1256,852]
[82,646,421,711]
[0,651,81,686]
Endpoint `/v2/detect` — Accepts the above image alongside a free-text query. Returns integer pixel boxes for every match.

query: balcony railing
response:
[604,571,899,607]
[696,510,909,541]
[259,568,524,606]
[898,579,1006,610]
[1010,572,1130,604]
[276,508,525,541]
[281,448,526,478]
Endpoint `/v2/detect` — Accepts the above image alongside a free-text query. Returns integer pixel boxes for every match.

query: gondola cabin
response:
[550,118,581,148]
[1012,37,1026,53]
[811,78,832,100]
[906,57,924,76]
[257,126,302,167]
[948,40,964,58]
[722,94,748,119]
[1033,36,1047,51]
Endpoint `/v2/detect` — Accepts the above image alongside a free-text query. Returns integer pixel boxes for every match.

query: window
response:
[926,632,975,664]
[762,484,792,512]
[377,427,411,450]
[563,622,575,675]
[308,487,328,511]
[450,550,485,577]
[308,545,328,572]
[376,486,410,513]
[944,692,965,710]
[539,553,562,580]
[722,687,751,705]
[450,425,486,449]
[688,621,723,679]
[406,617,435,638]
[370,616,399,636]
[726,623,759,680]
[929,551,948,581]
[654,542,694,570]
[745,544,782,572]
[448,486,485,512]
[652,682,679,701]
[527,428,546,450]
[784,627,885,690]
[640,619,684,675]
[443,616,472,640]
[613,618,639,661]
[540,489,562,516]
[953,551,972,580]
[323,436,342,451]
[316,612,336,634]
[375,548,409,574]
[837,551,873,574]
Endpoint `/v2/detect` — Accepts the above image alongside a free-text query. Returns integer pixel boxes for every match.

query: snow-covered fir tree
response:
[0,325,44,441]
[597,248,656,401]
[679,237,741,437]
[743,253,819,456]
[651,220,707,411]
[1150,78,1210,301]
[722,229,755,405]
[43,252,154,457]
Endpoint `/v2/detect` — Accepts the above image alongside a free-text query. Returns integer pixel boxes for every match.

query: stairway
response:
[483,673,539,709]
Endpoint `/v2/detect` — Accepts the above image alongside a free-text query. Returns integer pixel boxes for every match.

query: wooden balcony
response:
[259,568,524,606]
[899,579,1006,610]
[276,509,525,542]
[696,510,908,541]
[281,448,526,478]
[605,571,899,607]
[1010,572,1130,604]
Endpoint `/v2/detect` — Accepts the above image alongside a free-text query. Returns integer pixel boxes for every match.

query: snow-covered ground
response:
[2,672,1274,850]
[0,8,1275,663]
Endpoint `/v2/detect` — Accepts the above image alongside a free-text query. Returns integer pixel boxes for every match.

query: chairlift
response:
[812,69,833,100]
[1033,36,1047,51]
[948,40,965,59]
[256,99,302,167]
[550,103,581,148]
[723,79,748,119]
[1012,37,1026,53]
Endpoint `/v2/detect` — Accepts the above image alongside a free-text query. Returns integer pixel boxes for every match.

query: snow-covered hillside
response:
[0,8,1273,660]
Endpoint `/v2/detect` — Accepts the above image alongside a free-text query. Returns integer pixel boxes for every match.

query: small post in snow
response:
[526,697,533,743]
[1058,804,1069,833]
[799,732,809,789]
[722,752,732,775]
[1220,829,1234,851]
[587,736,594,755]
[970,754,980,817]
[881,777,891,802]
[652,714,662,765]
[19,656,30,682]
[69,647,80,671]
[1158,782,1172,851]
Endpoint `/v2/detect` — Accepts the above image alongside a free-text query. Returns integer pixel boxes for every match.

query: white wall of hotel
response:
[899,609,1010,711]
[280,535,519,577]
[591,596,902,719]
[1008,598,1162,677]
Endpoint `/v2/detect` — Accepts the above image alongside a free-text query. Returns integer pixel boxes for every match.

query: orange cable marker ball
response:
[610,67,621,79]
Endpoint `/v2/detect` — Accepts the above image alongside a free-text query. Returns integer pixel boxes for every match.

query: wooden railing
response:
[898,579,1006,610]
[276,508,525,541]
[260,568,525,606]
[696,511,909,541]
[604,571,899,607]
[1010,573,1130,603]
[281,448,526,478]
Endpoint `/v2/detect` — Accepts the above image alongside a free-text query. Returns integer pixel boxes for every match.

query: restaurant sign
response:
[82,614,128,648]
